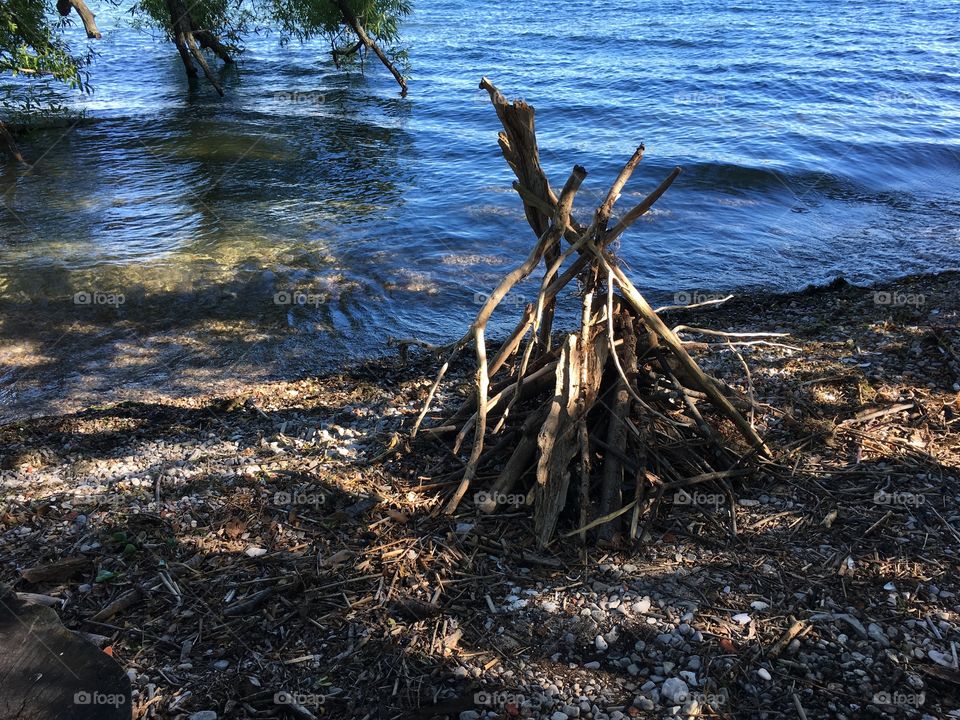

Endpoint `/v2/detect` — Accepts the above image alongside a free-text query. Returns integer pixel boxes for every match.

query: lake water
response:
[1,0,958,419]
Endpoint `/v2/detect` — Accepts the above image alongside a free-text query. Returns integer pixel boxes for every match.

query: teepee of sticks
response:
[413,78,770,547]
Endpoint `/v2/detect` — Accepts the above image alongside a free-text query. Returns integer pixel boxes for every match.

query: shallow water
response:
[1,0,958,419]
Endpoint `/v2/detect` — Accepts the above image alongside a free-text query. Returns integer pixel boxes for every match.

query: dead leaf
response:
[319,549,354,568]
[224,519,247,539]
[386,509,409,524]
[821,509,838,528]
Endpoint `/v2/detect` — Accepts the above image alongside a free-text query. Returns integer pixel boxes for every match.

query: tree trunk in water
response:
[164,0,232,95]
[0,121,23,163]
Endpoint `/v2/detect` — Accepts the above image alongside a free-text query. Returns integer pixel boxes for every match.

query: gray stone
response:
[679,670,698,686]
[867,623,891,648]
[661,678,689,704]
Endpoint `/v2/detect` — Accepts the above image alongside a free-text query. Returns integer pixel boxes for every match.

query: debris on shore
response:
[1,270,959,719]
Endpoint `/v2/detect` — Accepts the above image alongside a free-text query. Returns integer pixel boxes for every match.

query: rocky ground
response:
[1,271,959,719]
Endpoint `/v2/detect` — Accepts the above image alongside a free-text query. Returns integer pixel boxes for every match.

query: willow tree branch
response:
[57,0,101,39]
[335,0,408,95]
[195,30,234,64]
[332,39,364,69]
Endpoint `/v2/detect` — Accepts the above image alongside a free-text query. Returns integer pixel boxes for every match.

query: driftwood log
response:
[415,78,769,547]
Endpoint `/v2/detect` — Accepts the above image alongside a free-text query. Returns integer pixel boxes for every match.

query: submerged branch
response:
[195,30,235,64]
[0,121,24,163]
[335,0,407,95]
[332,39,364,69]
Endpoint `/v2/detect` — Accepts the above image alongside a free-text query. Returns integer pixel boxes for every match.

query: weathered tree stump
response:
[415,78,770,547]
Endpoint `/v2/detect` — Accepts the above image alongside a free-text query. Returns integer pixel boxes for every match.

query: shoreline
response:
[1,266,958,719]
[1,267,957,426]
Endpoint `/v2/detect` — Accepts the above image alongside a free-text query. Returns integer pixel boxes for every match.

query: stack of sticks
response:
[413,78,769,547]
